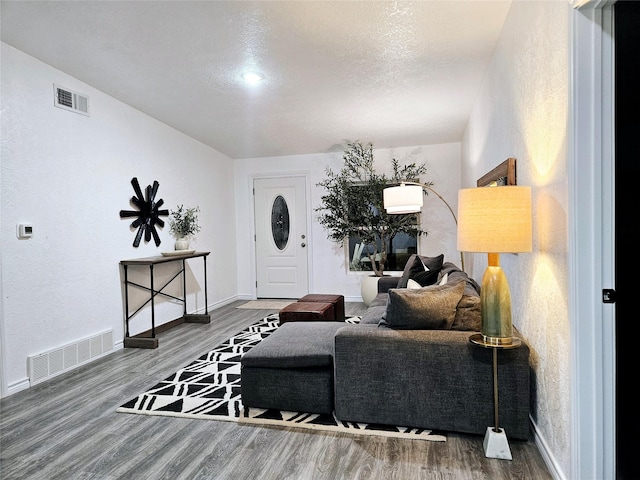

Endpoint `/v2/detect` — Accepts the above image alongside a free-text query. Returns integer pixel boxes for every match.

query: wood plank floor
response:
[0,301,552,480]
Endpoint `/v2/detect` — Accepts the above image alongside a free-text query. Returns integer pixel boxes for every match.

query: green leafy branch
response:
[315,141,431,276]
[169,205,201,237]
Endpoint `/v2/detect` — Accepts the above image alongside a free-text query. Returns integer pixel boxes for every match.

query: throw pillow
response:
[411,268,440,287]
[397,254,445,288]
[439,272,449,285]
[407,279,422,289]
[420,253,445,272]
[410,255,428,273]
[380,280,466,330]
[397,255,424,289]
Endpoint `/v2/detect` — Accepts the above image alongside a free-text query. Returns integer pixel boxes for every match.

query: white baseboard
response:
[531,416,565,480]
[345,295,364,303]
[7,377,30,396]
[208,295,245,309]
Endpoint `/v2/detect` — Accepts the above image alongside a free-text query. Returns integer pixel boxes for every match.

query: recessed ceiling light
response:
[242,71,264,85]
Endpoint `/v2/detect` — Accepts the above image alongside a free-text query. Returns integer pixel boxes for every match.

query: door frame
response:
[570,2,615,479]
[249,173,314,299]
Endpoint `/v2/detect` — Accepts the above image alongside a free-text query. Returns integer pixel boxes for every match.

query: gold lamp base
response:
[480,253,513,345]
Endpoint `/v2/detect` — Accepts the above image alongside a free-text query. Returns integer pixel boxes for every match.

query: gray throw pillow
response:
[380,280,465,330]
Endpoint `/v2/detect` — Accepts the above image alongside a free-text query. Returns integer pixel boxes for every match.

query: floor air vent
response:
[27,329,113,386]
[53,84,90,116]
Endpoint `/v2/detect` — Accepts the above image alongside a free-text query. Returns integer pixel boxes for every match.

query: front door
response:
[254,176,309,298]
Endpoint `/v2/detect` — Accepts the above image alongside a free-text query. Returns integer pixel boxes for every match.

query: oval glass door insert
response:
[271,195,290,250]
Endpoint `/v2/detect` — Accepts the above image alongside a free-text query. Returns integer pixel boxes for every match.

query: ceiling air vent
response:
[53,84,89,116]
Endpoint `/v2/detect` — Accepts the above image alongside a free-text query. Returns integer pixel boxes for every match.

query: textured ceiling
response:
[1,1,511,159]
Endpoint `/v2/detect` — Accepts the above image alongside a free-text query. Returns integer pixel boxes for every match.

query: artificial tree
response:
[316,141,432,277]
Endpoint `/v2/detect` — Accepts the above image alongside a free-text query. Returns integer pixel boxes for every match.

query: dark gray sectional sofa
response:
[242,255,532,440]
[334,258,531,440]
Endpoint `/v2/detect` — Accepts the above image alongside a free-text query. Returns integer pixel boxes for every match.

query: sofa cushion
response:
[380,280,465,330]
[397,254,444,289]
[377,276,401,293]
[361,304,387,325]
[241,322,343,368]
[369,293,389,308]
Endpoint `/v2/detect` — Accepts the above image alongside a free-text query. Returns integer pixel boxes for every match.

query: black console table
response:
[121,251,210,348]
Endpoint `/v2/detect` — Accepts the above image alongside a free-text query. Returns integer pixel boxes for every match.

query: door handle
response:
[602,289,616,303]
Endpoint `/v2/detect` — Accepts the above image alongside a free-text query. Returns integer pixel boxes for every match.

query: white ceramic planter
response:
[174,236,190,251]
[360,275,381,307]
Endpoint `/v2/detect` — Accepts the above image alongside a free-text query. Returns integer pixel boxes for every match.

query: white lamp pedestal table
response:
[469,333,522,460]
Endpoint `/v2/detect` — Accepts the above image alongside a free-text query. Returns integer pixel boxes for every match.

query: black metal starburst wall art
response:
[119,177,169,247]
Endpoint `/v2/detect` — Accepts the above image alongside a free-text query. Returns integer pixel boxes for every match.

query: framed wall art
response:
[477,158,517,187]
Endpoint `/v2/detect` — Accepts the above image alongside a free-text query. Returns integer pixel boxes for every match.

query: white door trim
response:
[249,173,313,299]
[569,2,615,479]
[0,260,6,398]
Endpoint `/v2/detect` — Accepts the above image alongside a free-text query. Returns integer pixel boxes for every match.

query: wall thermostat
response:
[17,223,33,238]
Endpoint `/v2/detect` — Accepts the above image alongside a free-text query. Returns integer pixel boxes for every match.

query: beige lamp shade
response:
[383,184,423,214]
[457,186,532,253]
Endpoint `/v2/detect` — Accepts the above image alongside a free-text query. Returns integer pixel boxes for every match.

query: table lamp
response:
[457,186,532,345]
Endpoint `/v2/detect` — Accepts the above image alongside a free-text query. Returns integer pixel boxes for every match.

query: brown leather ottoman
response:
[279,301,334,324]
[298,294,346,321]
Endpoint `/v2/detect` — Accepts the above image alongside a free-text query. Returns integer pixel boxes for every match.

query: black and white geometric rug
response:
[117,314,446,442]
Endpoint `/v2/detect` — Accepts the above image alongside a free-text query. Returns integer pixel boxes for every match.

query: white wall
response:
[461,2,571,478]
[1,43,238,394]
[234,143,461,301]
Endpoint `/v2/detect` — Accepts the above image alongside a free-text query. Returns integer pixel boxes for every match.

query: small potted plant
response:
[169,205,201,250]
